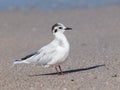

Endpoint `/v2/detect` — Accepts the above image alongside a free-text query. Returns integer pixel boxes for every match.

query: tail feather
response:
[13,52,38,65]
[13,59,29,64]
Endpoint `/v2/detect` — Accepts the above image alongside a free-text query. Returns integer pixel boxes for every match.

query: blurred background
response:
[0,0,120,11]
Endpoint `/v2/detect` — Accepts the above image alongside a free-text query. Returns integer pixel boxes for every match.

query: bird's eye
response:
[59,27,62,29]
[54,29,57,33]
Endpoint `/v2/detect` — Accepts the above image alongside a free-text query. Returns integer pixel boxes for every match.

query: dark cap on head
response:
[52,23,59,31]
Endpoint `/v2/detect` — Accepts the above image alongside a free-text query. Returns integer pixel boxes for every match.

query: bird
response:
[13,23,72,75]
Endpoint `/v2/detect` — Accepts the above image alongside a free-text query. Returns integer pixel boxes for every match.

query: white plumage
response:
[13,23,72,75]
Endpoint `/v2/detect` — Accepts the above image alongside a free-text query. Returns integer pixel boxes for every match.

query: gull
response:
[13,23,72,75]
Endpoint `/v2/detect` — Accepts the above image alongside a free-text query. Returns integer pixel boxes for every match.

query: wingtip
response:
[15,59,21,61]
[13,59,22,65]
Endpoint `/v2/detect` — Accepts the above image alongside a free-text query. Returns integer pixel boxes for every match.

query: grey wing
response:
[36,44,57,65]
[20,52,38,60]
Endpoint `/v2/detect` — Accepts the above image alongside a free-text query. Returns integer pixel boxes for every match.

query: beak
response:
[65,27,72,30]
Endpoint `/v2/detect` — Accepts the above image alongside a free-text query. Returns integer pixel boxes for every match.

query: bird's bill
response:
[65,27,72,30]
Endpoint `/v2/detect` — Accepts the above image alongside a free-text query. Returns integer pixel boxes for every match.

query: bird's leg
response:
[55,66,59,74]
[58,65,64,75]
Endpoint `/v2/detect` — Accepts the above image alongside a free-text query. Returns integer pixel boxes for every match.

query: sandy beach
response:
[0,5,120,90]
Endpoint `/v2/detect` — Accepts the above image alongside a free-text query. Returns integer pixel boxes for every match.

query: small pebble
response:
[71,79,74,81]
[112,74,117,77]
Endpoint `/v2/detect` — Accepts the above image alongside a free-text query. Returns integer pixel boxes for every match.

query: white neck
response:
[54,32,69,48]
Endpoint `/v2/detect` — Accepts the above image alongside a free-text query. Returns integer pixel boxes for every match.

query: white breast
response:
[46,32,70,66]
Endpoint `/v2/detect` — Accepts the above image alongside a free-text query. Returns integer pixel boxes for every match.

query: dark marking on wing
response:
[21,52,38,60]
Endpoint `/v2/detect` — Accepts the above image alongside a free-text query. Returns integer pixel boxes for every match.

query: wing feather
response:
[21,52,38,60]
[36,43,57,65]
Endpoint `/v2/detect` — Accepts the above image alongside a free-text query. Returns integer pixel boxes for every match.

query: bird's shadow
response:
[29,64,105,77]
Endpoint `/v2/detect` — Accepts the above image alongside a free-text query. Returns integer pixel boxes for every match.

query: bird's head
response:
[51,23,72,35]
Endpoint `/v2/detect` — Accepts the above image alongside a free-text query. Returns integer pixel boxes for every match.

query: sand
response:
[0,5,120,90]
